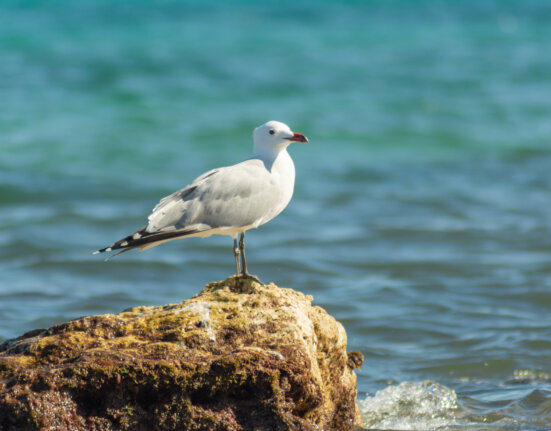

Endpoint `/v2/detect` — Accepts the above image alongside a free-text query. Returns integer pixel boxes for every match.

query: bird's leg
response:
[233,237,241,275]
[239,232,248,275]
[239,232,263,284]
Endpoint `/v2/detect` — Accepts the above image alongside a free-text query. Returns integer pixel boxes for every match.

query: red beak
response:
[287,132,308,143]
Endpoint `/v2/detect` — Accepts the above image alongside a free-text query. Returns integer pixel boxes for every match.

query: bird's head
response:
[253,121,308,155]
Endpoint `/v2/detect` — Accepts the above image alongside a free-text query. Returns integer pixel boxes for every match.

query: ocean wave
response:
[359,379,551,431]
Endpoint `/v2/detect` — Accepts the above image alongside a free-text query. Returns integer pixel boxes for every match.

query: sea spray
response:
[359,380,458,430]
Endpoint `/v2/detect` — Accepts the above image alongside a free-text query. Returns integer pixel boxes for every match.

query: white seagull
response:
[94,120,308,282]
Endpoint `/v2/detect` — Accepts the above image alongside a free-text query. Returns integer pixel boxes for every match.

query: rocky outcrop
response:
[0,276,363,431]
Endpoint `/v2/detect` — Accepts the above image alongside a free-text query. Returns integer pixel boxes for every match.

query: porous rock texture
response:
[0,276,363,431]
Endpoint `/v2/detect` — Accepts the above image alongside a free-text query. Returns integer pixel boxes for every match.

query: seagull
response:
[94,120,308,282]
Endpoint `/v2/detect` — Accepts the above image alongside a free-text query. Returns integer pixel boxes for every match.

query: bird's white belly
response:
[194,224,258,238]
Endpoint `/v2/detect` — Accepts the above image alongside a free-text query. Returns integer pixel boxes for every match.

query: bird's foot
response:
[239,272,263,285]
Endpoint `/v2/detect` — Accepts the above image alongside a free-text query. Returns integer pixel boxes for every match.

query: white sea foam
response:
[359,380,459,430]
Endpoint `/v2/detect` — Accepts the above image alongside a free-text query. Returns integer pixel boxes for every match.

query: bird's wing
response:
[150,168,218,215]
[146,159,286,235]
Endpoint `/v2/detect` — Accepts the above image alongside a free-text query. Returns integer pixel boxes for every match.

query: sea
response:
[1,1,551,429]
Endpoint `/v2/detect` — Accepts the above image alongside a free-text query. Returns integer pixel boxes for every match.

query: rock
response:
[0,276,363,431]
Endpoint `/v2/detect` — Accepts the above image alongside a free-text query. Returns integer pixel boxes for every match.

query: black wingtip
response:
[93,247,112,255]
[93,226,201,260]
[93,226,147,257]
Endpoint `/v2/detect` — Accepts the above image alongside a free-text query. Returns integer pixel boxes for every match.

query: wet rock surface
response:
[0,276,363,431]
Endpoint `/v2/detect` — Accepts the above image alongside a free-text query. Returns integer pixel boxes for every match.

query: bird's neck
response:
[254,146,290,171]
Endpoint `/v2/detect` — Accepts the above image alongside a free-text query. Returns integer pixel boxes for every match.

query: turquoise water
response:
[2,1,551,429]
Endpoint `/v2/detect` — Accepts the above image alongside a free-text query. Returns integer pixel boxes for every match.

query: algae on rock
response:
[0,276,363,431]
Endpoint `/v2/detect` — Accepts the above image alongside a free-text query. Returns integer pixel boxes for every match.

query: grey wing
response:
[146,160,285,234]
[150,168,218,214]
[146,168,219,233]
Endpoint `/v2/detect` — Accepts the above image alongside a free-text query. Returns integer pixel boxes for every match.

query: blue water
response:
[2,1,551,429]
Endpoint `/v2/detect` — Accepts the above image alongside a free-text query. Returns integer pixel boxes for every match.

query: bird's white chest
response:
[264,150,295,218]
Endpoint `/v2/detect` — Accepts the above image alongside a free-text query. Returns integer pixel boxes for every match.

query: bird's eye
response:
[269,130,275,135]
